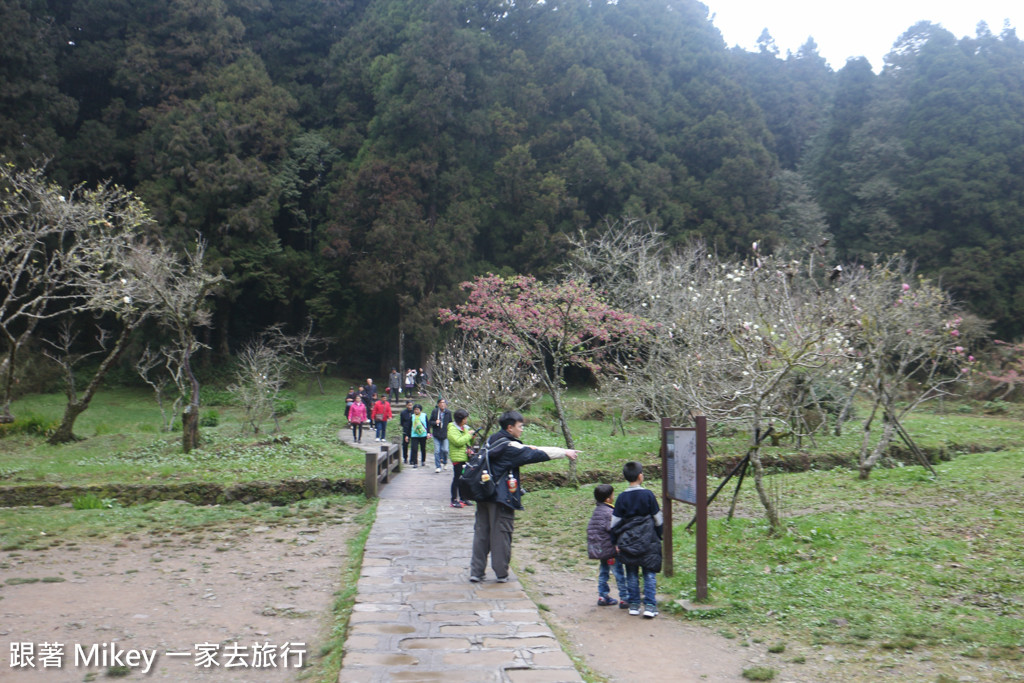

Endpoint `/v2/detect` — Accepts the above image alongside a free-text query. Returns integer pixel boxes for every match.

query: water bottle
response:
[507,472,518,493]
[481,469,490,483]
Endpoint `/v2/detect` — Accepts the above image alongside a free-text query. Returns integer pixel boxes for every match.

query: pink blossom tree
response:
[440,274,652,477]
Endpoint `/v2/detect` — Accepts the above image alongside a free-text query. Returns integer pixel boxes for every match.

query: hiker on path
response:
[447,408,476,508]
[469,410,578,583]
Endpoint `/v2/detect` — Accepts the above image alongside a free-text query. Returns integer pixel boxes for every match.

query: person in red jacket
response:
[371,396,393,442]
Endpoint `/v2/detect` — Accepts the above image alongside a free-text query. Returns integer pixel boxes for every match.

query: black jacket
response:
[485,429,553,511]
[614,515,663,572]
[399,408,414,436]
[429,408,453,440]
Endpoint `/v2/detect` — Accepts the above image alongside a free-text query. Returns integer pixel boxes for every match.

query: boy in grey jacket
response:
[587,484,627,607]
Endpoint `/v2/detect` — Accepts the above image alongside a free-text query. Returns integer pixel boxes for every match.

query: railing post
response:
[365,450,378,498]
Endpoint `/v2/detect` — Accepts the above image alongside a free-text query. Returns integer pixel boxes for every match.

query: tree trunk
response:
[48,326,133,445]
[182,347,201,453]
[540,370,577,484]
[749,449,782,536]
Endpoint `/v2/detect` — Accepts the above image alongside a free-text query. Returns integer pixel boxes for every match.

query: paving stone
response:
[399,637,472,650]
[505,669,584,683]
[481,636,560,649]
[336,429,583,683]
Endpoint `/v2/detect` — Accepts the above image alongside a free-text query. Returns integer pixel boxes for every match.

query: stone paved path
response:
[337,426,583,683]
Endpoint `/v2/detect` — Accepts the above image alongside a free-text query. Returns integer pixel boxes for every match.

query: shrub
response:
[274,394,298,418]
[199,410,220,427]
[742,667,776,681]
[200,388,236,407]
[0,414,56,438]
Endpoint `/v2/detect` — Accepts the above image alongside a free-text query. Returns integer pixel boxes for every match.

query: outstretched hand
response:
[566,449,579,461]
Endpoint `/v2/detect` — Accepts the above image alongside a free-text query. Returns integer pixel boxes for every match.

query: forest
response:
[3,0,1024,372]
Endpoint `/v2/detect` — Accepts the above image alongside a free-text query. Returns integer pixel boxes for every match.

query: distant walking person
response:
[348,396,368,443]
[371,395,393,442]
[447,409,476,508]
[399,401,414,464]
[469,411,578,583]
[404,368,417,397]
[429,399,453,473]
[409,404,428,467]
[389,368,402,402]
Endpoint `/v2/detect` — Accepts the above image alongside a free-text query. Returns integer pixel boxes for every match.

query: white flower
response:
[123,295,132,304]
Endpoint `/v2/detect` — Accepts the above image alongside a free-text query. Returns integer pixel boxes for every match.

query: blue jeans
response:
[624,565,657,608]
[375,421,387,439]
[598,559,626,600]
[432,437,449,468]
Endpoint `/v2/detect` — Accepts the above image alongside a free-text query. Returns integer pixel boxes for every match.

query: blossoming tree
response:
[440,274,653,479]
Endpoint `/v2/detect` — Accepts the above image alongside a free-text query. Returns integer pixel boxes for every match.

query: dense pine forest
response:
[3,0,1024,371]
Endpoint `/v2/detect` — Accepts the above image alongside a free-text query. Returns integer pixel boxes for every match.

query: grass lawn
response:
[0,380,367,486]
[1,381,1022,677]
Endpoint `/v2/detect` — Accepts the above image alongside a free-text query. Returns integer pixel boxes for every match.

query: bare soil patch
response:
[0,514,358,681]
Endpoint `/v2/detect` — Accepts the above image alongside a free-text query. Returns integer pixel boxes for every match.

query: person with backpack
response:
[610,461,663,618]
[469,411,578,583]
[429,398,453,473]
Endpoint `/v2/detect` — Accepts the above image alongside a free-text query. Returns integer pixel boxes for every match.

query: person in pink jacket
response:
[371,397,393,442]
[348,397,368,443]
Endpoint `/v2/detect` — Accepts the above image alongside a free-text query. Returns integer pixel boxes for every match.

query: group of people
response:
[459,410,663,619]
[349,388,663,618]
[344,378,393,443]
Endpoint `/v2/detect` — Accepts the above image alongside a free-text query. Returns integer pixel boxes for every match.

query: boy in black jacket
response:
[610,461,663,618]
[587,484,627,607]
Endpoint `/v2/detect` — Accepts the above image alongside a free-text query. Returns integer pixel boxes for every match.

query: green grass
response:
[0,493,368,551]
[512,391,1024,480]
[515,448,1024,663]
[0,381,367,487]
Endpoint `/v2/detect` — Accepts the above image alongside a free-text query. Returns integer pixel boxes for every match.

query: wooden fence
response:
[365,442,402,498]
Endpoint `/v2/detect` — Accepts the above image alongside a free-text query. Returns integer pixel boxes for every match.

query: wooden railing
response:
[365,442,402,498]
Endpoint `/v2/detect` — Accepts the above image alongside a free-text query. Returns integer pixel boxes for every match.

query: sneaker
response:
[442,464,448,471]
[619,601,630,610]
[628,604,641,616]
[460,500,473,506]
[643,606,659,619]
[450,501,462,508]
[597,596,619,607]
[435,467,441,473]
[495,576,509,583]
[411,464,417,468]
[468,575,482,583]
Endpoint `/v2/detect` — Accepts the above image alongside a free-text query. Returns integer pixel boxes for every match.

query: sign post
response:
[661,414,708,601]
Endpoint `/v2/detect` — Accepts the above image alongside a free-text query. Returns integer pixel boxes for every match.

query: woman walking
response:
[348,396,368,443]
[409,404,429,467]
[447,409,476,508]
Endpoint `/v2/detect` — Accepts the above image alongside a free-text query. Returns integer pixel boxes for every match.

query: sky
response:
[700,0,1020,70]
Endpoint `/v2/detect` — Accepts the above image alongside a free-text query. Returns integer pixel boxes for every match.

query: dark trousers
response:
[470,501,515,580]
[450,462,465,503]
[409,436,427,465]
[350,422,362,441]
[401,435,411,463]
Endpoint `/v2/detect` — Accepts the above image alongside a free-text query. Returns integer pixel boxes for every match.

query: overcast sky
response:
[700,0,1020,70]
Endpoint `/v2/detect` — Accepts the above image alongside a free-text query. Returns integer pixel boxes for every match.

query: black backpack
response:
[458,438,509,502]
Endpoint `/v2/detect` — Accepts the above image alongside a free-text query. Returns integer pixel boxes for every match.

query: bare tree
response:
[264,319,332,395]
[0,162,148,423]
[229,339,287,434]
[429,332,540,437]
[135,345,178,432]
[141,237,225,453]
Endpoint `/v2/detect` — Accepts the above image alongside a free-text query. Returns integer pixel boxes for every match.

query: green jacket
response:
[447,422,474,463]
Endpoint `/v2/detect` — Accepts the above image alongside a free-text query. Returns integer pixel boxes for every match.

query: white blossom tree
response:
[429,332,540,438]
[0,162,148,423]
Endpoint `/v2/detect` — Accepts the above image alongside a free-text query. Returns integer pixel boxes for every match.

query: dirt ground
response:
[2,511,1015,683]
[515,547,819,683]
[0,514,359,682]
